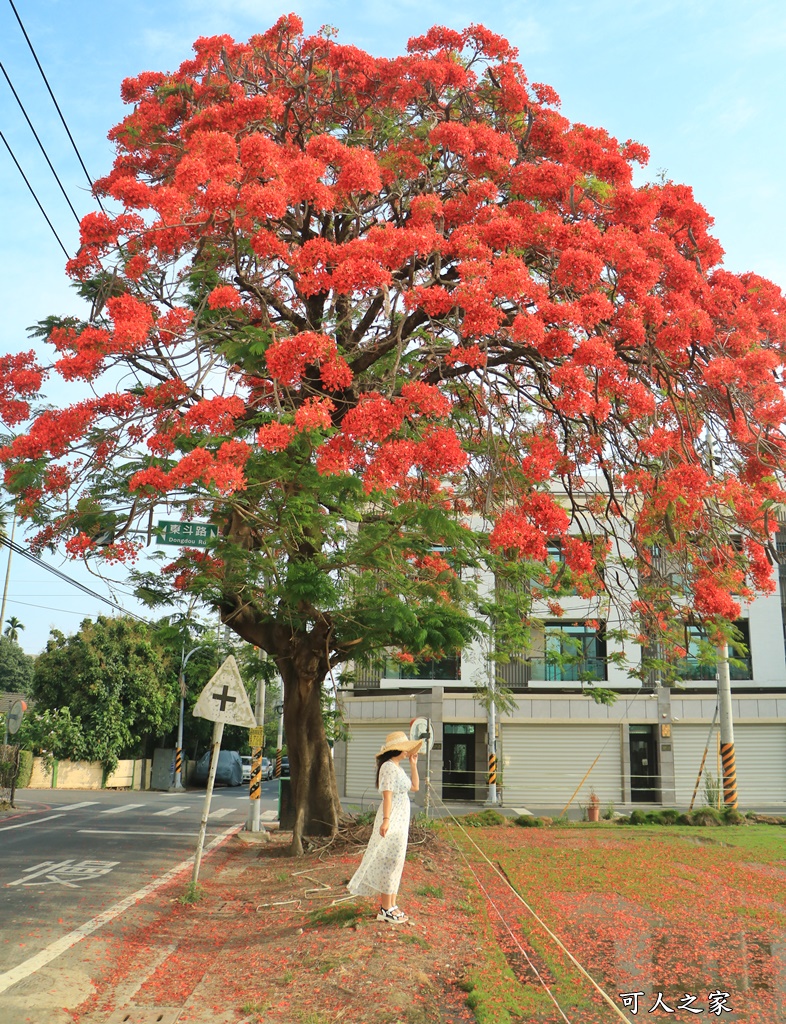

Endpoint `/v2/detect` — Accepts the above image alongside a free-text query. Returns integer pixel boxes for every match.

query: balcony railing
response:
[496,657,608,687]
[674,659,752,681]
[383,655,461,681]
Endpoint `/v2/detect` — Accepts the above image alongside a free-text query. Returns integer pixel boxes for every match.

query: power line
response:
[0,535,148,622]
[0,129,70,258]
[0,61,81,224]
[6,0,106,213]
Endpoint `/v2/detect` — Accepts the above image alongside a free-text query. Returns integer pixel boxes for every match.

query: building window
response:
[674,621,752,681]
[384,653,461,681]
[532,621,608,682]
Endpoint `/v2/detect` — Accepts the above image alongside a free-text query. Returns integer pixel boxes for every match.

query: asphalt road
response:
[0,782,279,1020]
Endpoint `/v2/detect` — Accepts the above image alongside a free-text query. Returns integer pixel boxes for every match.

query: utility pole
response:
[717,644,738,808]
[486,645,498,806]
[0,515,17,629]
[247,673,266,832]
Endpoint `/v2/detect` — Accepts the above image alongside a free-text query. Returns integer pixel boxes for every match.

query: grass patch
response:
[457,809,508,828]
[177,881,205,904]
[414,883,444,899]
[307,902,364,928]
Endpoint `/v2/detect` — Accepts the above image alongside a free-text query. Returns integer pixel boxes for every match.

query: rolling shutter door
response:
[500,724,622,808]
[735,725,786,807]
[673,723,786,808]
[345,725,390,801]
[672,724,715,806]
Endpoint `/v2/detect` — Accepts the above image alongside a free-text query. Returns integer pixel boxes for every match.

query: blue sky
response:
[1,0,785,654]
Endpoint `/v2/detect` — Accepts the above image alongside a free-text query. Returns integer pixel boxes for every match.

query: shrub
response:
[628,809,649,825]
[514,815,545,827]
[690,807,723,827]
[460,809,508,827]
[16,749,33,789]
[721,807,746,826]
[658,808,680,825]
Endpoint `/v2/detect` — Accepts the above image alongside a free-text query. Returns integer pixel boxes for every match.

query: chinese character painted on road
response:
[8,859,119,888]
[619,992,645,1014]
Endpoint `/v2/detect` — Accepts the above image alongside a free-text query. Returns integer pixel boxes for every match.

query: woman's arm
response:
[379,788,393,836]
[408,752,420,792]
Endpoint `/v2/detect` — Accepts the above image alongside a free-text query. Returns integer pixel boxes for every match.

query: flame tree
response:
[2,17,786,852]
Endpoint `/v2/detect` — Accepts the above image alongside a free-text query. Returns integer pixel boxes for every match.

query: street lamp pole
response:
[174,645,207,790]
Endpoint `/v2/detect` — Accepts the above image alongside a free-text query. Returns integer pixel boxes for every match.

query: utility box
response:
[278,777,295,829]
[151,748,175,791]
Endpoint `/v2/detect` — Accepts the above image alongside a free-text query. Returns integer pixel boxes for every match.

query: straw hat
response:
[377,730,423,756]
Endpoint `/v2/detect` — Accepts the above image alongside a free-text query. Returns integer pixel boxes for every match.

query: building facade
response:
[334,547,786,813]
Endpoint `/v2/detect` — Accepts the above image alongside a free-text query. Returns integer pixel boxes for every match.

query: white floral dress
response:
[348,760,412,897]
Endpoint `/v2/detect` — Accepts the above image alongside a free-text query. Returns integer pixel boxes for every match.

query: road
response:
[0,783,279,1022]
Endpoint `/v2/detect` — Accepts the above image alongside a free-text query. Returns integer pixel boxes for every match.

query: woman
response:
[347,730,422,923]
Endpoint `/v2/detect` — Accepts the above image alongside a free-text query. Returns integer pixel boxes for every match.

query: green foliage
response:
[16,748,33,788]
[458,809,508,827]
[0,635,34,694]
[16,707,85,765]
[178,881,205,904]
[514,815,546,827]
[307,903,363,927]
[29,616,176,770]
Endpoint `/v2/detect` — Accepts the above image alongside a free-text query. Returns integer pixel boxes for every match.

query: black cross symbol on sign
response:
[212,685,237,712]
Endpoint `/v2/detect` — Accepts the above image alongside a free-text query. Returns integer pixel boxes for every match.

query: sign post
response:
[191,656,255,887]
[4,699,26,746]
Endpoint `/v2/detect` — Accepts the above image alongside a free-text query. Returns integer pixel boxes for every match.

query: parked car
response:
[260,756,273,780]
[193,749,243,786]
[240,755,252,783]
[279,756,290,777]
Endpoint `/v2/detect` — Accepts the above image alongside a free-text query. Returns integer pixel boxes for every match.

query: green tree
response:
[0,634,34,694]
[4,617,24,642]
[31,616,177,770]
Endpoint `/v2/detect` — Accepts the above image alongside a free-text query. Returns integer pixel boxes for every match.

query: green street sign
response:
[156,521,219,548]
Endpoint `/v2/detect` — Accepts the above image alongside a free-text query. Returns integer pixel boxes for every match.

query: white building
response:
[333,533,786,813]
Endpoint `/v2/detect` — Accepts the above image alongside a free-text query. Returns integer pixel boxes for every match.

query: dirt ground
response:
[75,824,483,1024]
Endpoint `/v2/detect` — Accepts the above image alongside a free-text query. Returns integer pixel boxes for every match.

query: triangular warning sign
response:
[192,655,256,727]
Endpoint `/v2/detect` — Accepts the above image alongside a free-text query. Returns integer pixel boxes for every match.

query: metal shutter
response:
[673,723,786,808]
[500,724,623,809]
[345,725,390,803]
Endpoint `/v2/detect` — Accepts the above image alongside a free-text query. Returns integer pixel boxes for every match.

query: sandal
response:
[376,905,408,924]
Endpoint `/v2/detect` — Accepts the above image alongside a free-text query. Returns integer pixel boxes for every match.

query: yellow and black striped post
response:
[488,751,498,787]
[275,749,282,778]
[721,742,738,809]
[249,748,262,801]
[174,747,182,777]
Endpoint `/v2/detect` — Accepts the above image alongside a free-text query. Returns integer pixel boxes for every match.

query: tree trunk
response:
[281,667,342,856]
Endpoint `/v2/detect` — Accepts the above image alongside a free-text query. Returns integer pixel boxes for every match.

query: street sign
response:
[156,520,219,548]
[7,700,27,736]
[192,656,256,728]
[248,726,264,747]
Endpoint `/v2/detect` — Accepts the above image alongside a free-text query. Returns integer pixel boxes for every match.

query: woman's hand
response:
[379,818,390,838]
[408,751,419,766]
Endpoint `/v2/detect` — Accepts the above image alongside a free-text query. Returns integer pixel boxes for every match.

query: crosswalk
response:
[52,800,277,822]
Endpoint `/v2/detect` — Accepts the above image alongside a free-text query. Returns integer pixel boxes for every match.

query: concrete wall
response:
[25,757,152,790]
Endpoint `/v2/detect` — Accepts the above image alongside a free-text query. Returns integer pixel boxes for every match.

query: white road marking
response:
[153,805,189,817]
[0,824,242,995]
[56,802,100,811]
[260,810,277,821]
[0,814,64,832]
[100,803,145,815]
[208,807,234,819]
[78,830,203,836]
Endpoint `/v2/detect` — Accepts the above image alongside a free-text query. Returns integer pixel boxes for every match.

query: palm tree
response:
[5,616,25,642]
